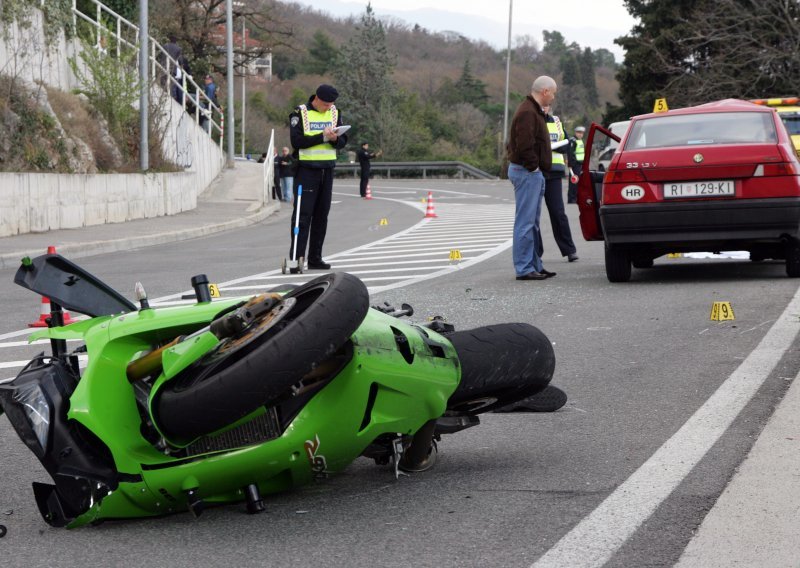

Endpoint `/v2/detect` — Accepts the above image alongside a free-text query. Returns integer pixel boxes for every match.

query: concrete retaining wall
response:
[0,172,196,237]
[0,9,81,92]
[0,7,227,237]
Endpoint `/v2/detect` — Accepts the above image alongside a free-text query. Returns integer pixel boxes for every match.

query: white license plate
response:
[663,180,735,199]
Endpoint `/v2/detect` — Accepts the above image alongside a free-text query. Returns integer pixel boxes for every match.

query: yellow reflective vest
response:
[297,104,338,163]
[547,115,566,167]
[574,138,585,162]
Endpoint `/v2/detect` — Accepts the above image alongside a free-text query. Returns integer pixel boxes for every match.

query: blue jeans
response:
[280,177,293,202]
[508,163,545,276]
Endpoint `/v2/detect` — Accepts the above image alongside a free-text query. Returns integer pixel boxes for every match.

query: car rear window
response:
[625,112,777,150]
[779,112,800,135]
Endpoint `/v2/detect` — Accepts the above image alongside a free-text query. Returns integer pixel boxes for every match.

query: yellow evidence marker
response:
[667,253,683,258]
[710,301,735,321]
[449,249,463,261]
[653,98,669,113]
[379,218,388,226]
[209,283,221,298]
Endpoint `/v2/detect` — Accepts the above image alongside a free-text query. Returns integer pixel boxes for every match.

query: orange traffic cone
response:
[28,246,75,327]
[365,183,373,200]
[424,191,438,218]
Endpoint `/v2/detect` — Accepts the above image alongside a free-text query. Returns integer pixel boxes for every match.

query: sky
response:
[292,0,638,62]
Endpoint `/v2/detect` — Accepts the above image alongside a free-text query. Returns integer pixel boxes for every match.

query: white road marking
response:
[531,283,800,568]
[0,200,515,373]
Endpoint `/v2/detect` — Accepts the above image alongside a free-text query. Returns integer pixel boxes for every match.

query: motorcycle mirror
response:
[134,282,150,310]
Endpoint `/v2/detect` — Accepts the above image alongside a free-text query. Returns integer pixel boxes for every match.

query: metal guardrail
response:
[334,161,497,180]
[71,0,224,144]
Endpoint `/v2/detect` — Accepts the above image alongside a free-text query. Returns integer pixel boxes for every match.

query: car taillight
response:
[604,169,645,183]
[753,162,798,176]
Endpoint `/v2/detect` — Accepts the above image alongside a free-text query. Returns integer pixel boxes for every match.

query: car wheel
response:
[632,258,654,269]
[605,245,631,282]
[786,239,800,277]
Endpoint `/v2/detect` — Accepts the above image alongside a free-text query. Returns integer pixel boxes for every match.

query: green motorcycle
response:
[0,253,558,528]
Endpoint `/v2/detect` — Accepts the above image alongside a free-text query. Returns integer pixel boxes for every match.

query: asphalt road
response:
[0,179,798,567]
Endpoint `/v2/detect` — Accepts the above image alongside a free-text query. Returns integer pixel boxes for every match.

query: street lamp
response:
[502,0,513,146]
[226,0,235,167]
[139,0,149,171]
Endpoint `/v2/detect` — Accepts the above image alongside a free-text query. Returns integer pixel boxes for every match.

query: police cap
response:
[575,126,586,132]
[316,84,339,103]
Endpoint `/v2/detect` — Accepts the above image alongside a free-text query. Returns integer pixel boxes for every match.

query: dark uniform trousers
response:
[567,161,582,203]
[537,173,577,258]
[359,163,371,197]
[289,166,334,263]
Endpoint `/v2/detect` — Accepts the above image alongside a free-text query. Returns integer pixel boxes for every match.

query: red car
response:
[577,99,800,282]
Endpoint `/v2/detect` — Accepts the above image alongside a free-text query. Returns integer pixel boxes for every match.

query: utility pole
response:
[502,0,513,147]
[226,0,235,167]
[241,16,246,158]
[139,0,149,171]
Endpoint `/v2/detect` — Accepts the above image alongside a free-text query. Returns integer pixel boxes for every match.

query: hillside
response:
[157,0,621,172]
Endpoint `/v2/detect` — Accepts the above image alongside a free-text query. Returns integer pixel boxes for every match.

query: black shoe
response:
[289,266,301,274]
[568,253,579,262]
[308,260,331,270]
[516,271,548,280]
[541,269,557,278]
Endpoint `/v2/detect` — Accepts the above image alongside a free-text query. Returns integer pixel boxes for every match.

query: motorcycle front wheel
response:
[154,272,369,440]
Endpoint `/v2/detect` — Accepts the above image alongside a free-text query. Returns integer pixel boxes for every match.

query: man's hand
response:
[323,126,338,143]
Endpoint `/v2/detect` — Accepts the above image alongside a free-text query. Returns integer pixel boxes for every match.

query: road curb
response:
[0,202,281,270]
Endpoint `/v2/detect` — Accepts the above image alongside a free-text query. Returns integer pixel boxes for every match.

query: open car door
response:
[577,123,620,241]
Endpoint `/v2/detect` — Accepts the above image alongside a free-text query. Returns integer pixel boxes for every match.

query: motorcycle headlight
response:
[13,383,51,450]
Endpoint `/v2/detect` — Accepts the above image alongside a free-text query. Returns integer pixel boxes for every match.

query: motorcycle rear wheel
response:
[446,323,555,414]
[154,272,369,440]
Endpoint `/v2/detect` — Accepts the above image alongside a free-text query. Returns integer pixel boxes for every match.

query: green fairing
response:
[32,298,459,527]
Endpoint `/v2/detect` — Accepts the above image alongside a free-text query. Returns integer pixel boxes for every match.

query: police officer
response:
[288,84,348,272]
[567,125,585,204]
[538,104,579,263]
[356,142,381,198]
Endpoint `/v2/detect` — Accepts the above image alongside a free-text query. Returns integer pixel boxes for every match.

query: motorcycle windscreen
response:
[14,254,136,317]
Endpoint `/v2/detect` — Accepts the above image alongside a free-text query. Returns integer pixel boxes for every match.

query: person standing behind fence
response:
[287,84,348,272]
[200,74,218,132]
[356,142,381,198]
[279,147,294,203]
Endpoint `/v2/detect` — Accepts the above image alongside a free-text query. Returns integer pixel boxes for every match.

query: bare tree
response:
[149,0,292,78]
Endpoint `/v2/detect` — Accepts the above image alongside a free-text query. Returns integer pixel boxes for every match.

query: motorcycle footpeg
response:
[434,415,480,435]
[244,484,266,515]
[185,489,204,518]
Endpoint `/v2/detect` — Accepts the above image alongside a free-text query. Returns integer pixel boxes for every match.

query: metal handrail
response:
[336,160,497,180]
[71,0,224,143]
[263,129,275,205]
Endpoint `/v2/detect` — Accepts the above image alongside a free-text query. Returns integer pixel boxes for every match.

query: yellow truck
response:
[751,97,800,153]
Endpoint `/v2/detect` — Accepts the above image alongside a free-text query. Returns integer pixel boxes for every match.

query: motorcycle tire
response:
[446,323,555,414]
[154,272,369,440]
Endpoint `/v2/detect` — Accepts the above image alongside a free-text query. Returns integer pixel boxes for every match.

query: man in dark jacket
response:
[506,75,557,281]
[288,84,348,271]
[356,142,381,197]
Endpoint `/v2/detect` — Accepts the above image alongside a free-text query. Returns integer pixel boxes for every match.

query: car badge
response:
[693,153,704,163]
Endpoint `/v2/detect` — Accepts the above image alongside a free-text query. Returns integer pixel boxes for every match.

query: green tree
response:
[579,48,599,105]
[542,30,568,57]
[607,0,708,122]
[560,54,581,87]
[302,31,339,75]
[333,3,396,152]
[454,59,489,107]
